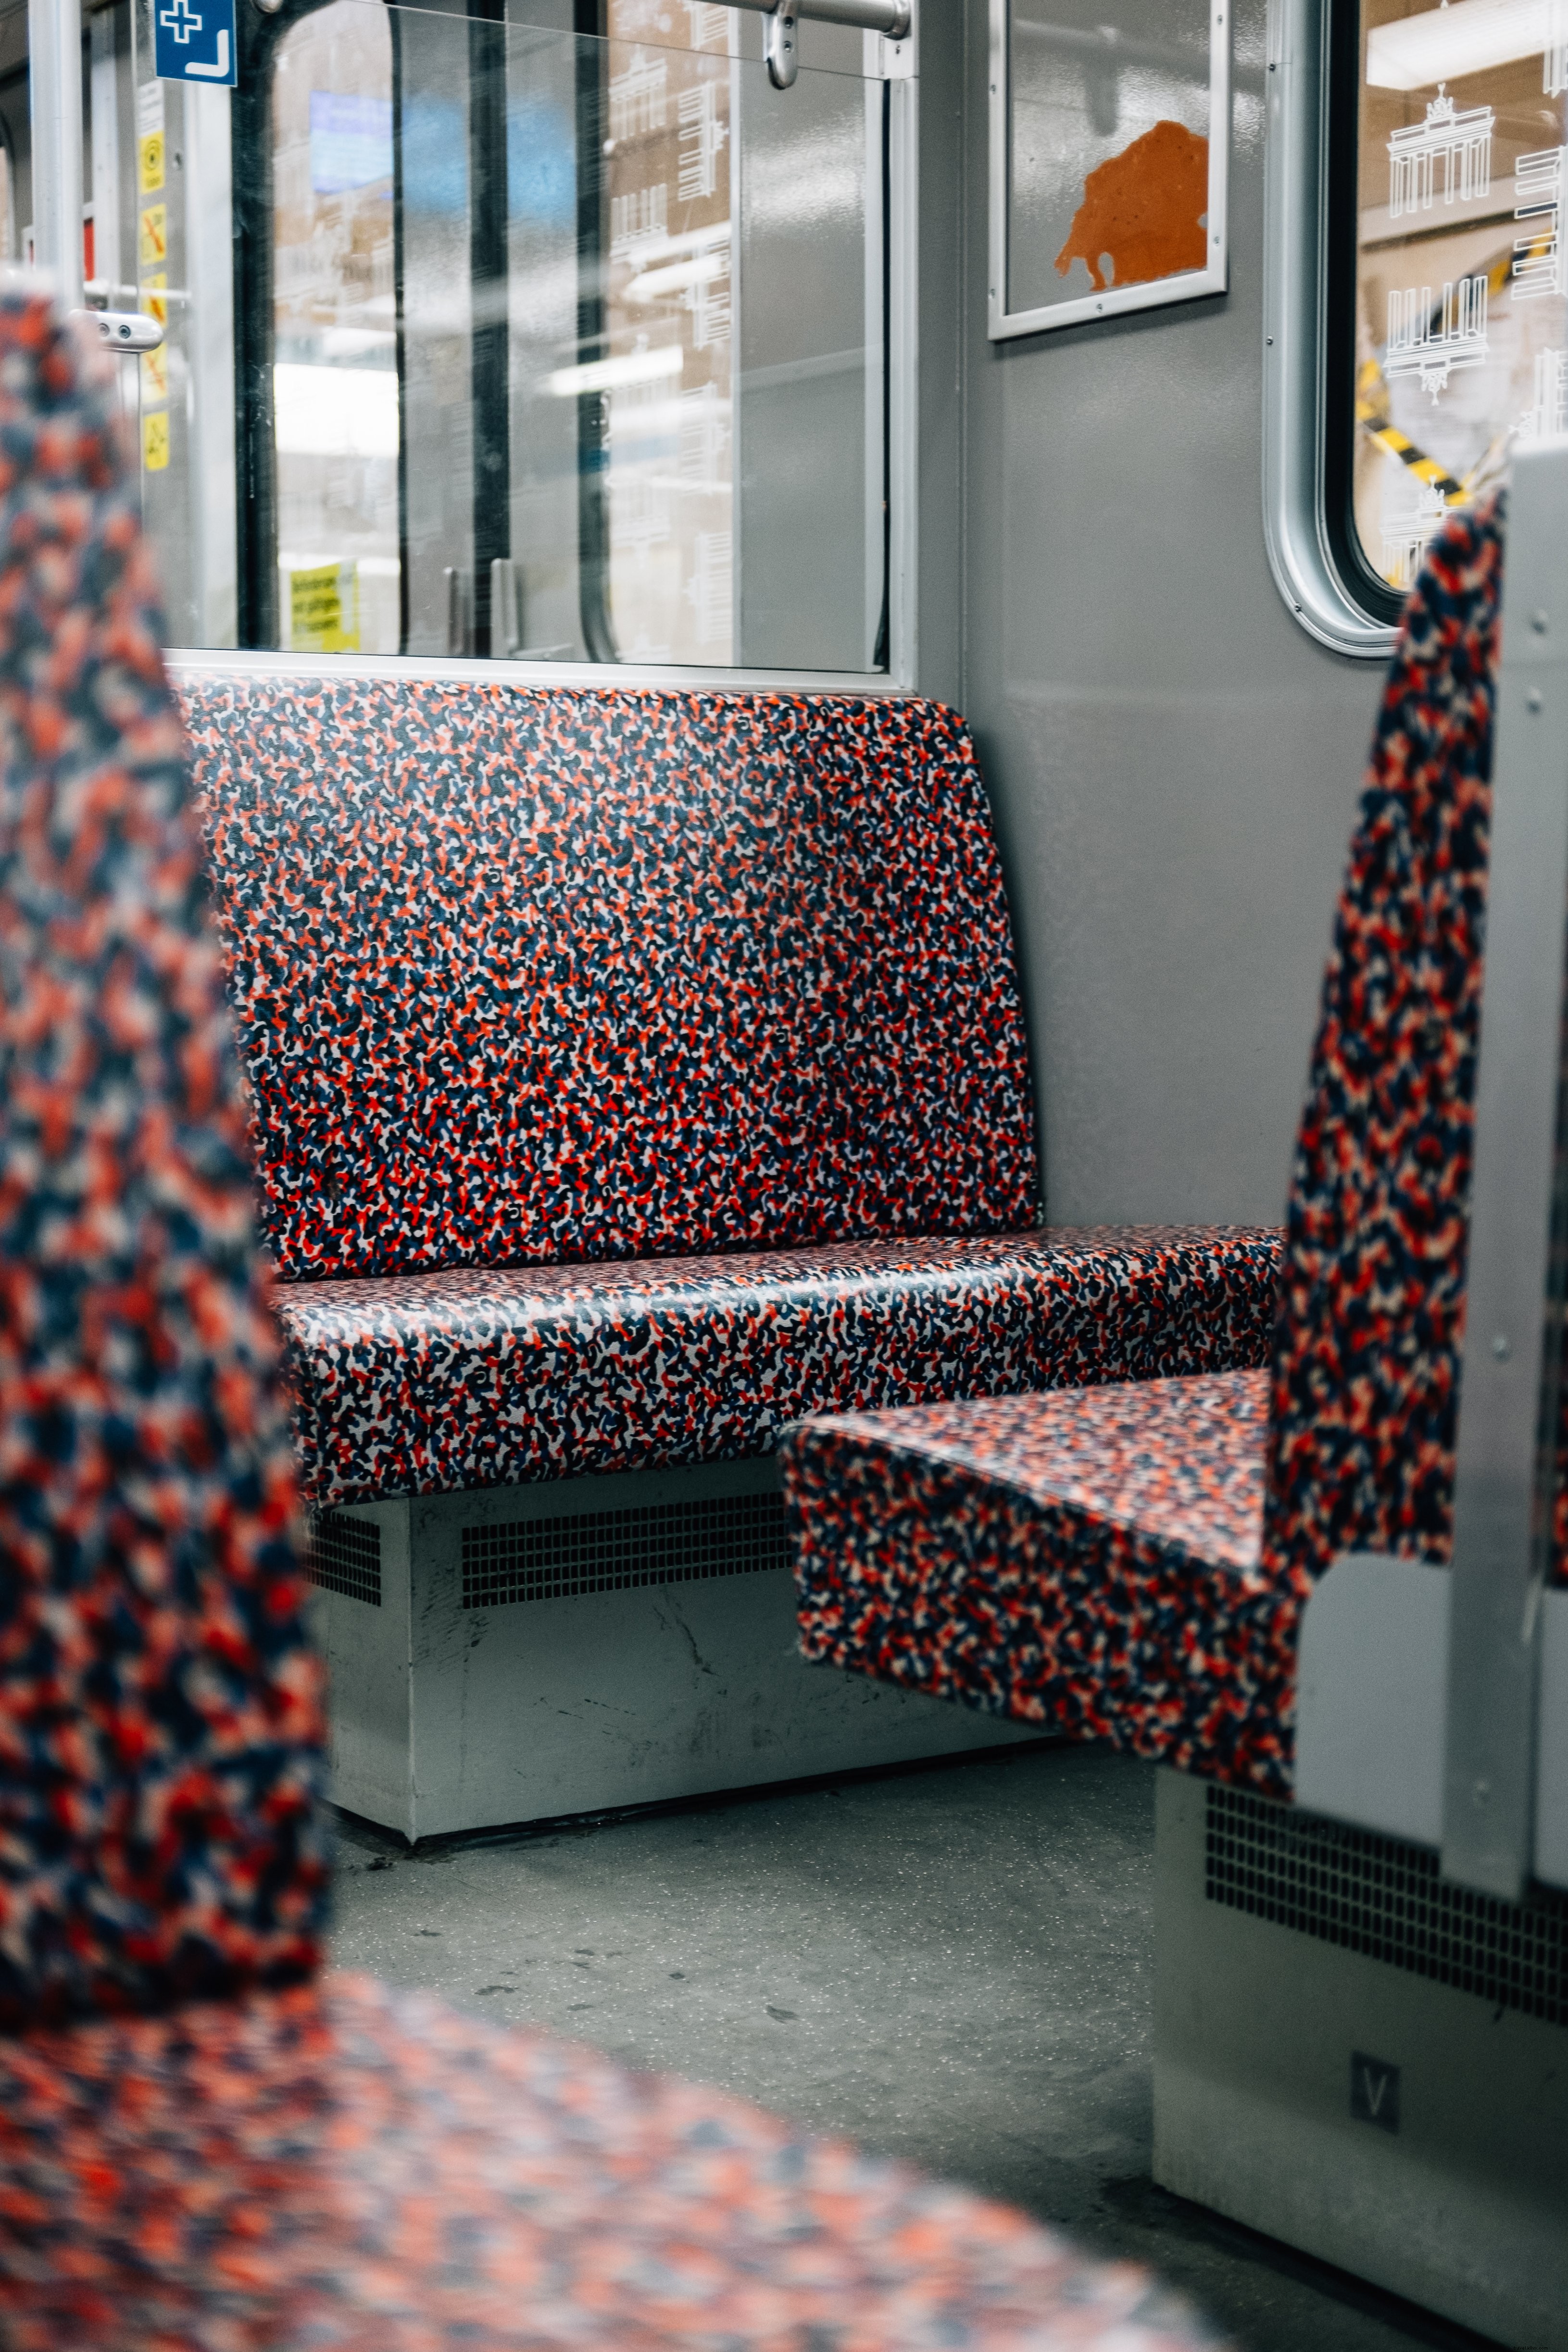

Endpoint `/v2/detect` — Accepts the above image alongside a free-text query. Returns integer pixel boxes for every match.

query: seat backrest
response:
[1264,501,1504,1582]
[0,295,328,2028]
[181,675,1040,1283]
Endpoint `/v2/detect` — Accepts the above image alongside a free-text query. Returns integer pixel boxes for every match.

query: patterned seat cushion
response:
[785,1375,1293,1796]
[278,1225,1280,1504]
[0,294,329,2028]
[181,673,1041,1283]
[0,1972,1226,2351]
[183,628,1278,1512]
[784,500,1566,1795]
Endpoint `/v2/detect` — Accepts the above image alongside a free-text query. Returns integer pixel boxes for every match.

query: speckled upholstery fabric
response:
[785,1373,1294,1793]
[0,1973,1228,2352]
[181,674,1040,1281]
[282,1225,1281,1505]
[1264,501,1501,1581]
[783,503,1545,1800]
[0,291,328,2026]
[179,670,1277,1504]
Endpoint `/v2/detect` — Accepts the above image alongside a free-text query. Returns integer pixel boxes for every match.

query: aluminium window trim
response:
[231,0,917,684]
[1262,0,1396,660]
[987,0,1231,343]
[166,645,920,694]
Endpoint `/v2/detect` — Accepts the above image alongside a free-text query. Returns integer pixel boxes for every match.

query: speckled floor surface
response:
[329,1741,1498,2352]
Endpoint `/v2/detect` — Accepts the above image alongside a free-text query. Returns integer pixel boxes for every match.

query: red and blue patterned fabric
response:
[181,674,1040,1281]
[180,672,1278,1504]
[1264,500,1499,1581]
[0,1973,1226,2351]
[783,501,1545,1801]
[786,1372,1283,1789]
[0,291,328,2026]
[0,289,1234,2350]
[282,1225,1280,1505]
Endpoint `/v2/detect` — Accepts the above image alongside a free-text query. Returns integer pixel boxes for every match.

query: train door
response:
[55,0,902,676]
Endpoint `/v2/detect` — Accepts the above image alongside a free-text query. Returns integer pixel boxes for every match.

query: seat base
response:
[311,1455,1034,1841]
[1154,1770,1568,2350]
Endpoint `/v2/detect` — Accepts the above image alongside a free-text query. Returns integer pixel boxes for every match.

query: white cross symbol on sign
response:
[158,0,204,44]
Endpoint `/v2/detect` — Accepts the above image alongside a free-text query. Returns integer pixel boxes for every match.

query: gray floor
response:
[330,1740,1499,2352]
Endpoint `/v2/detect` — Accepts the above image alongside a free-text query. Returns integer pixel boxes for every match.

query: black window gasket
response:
[1321,0,1405,634]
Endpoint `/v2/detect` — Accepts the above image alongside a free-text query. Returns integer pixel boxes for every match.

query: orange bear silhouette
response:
[1055,119,1209,295]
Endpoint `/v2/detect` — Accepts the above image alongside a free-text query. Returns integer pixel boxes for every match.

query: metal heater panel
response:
[1155,1770,1568,2350]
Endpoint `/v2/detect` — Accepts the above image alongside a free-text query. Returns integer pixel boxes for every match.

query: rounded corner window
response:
[1267,0,1568,655]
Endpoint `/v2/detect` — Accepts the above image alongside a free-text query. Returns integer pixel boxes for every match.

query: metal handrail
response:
[728,0,912,40]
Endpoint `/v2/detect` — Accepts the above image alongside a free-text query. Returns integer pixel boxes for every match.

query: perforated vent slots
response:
[1204,1785,1567,2028]
[306,1512,382,1607]
[463,1490,788,1609]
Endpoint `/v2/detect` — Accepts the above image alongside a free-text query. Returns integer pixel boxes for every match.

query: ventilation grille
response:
[305,1511,382,1607]
[1205,1785,1567,2028]
[462,1489,788,1609]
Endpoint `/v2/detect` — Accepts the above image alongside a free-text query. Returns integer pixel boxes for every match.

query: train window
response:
[1268,0,1568,654]
[89,0,903,674]
[1336,1,1568,617]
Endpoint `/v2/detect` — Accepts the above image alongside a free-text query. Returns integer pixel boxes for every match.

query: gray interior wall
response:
[924,0,1388,1230]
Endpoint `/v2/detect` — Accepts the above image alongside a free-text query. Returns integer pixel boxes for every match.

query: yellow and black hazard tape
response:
[1357,359,1466,496]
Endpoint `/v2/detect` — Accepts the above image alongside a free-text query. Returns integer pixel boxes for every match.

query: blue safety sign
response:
[153,0,237,88]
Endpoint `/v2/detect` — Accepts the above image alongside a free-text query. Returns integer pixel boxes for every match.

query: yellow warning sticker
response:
[143,411,169,473]
[289,561,361,654]
[141,272,167,327]
[138,204,166,269]
[141,345,168,401]
[138,130,164,195]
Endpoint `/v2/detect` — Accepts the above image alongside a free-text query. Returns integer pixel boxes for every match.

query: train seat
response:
[0,283,1228,2352]
[177,672,1277,1507]
[778,499,1568,2347]
[779,498,1510,1801]
[255,1227,1278,1510]
[169,666,1278,1835]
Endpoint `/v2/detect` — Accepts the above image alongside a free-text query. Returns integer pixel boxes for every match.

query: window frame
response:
[213,0,920,688]
[1263,0,1399,659]
[987,0,1232,344]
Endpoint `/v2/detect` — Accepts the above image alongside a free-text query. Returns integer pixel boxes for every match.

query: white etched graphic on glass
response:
[677,81,727,203]
[1381,476,1450,592]
[1388,87,1493,219]
[1518,346,1568,440]
[1548,0,1568,96]
[1385,276,1490,399]
[610,51,668,143]
[623,225,731,351]
[1514,146,1566,299]
[684,528,732,643]
[685,241,730,351]
[610,373,674,554]
[680,381,731,488]
[683,1,729,46]
[611,185,669,262]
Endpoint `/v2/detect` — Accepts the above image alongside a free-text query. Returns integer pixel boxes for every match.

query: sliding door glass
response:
[86,0,891,672]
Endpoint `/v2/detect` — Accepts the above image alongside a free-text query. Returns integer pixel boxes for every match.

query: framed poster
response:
[990,0,1230,339]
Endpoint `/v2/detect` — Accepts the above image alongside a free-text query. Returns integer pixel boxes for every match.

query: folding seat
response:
[780,485,1568,2346]
[0,287,1227,2350]
[781,496,1508,1798]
